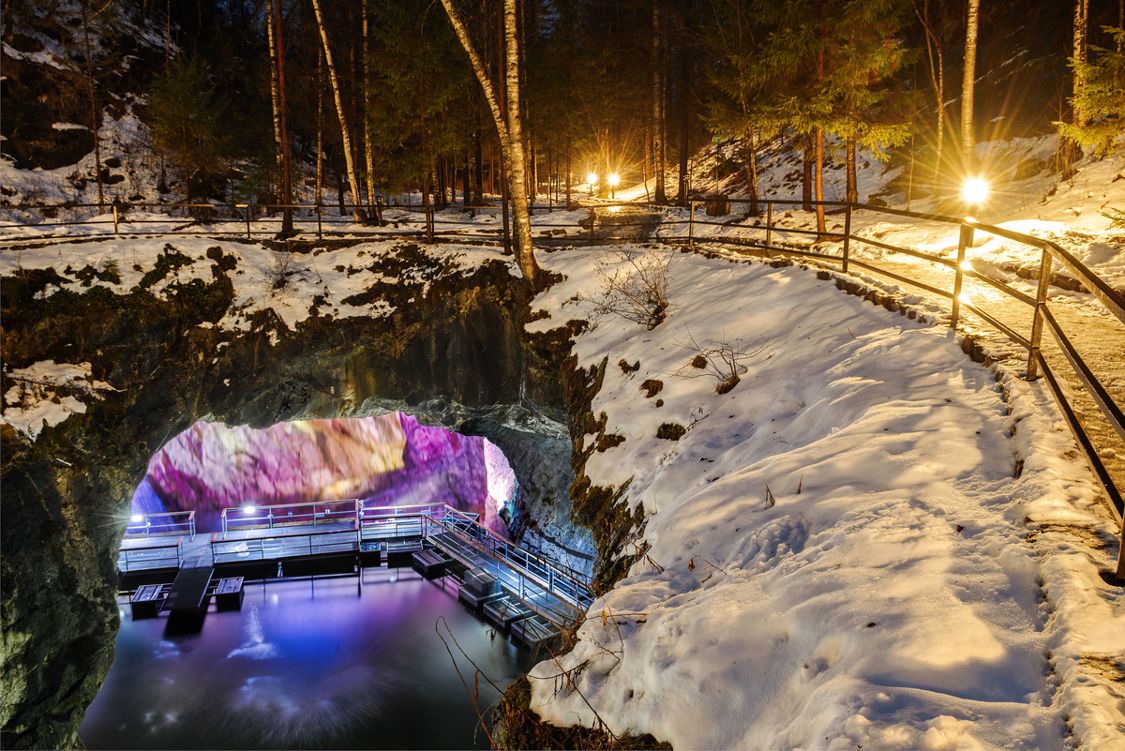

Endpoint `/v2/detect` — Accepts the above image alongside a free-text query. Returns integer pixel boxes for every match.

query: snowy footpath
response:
[525,248,1124,750]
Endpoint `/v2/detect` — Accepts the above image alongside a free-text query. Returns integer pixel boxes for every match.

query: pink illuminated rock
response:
[133,413,513,537]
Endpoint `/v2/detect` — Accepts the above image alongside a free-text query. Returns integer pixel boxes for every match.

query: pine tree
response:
[1057,27,1125,157]
[146,57,230,199]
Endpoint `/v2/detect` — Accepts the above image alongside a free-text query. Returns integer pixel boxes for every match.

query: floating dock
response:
[118,501,593,646]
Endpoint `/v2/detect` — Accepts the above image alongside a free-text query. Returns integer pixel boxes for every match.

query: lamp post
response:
[607,172,620,200]
[586,172,598,197]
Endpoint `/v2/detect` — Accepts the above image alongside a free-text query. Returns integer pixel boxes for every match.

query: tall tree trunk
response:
[1073,0,1089,127]
[918,0,946,192]
[744,131,759,217]
[676,0,691,204]
[814,48,827,235]
[270,0,294,235]
[814,127,826,236]
[362,0,380,221]
[565,136,572,209]
[845,138,858,204]
[802,138,813,211]
[81,0,105,209]
[438,0,539,285]
[652,0,666,203]
[315,49,324,207]
[312,0,364,223]
[266,0,282,208]
[474,128,484,201]
[503,0,538,283]
[961,0,980,171]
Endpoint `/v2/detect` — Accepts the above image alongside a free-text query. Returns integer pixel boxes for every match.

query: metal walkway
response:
[118,501,594,630]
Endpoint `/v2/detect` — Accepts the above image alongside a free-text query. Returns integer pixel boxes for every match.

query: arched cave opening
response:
[79,409,594,749]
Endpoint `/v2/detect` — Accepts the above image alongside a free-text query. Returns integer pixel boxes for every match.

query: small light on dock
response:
[243,505,257,515]
[130,513,144,523]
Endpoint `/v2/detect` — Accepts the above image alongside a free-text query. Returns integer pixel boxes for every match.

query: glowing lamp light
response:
[607,173,621,188]
[961,176,989,205]
[586,172,599,186]
[243,505,257,515]
[130,513,144,524]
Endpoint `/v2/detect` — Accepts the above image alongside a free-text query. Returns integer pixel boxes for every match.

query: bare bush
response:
[676,332,762,394]
[268,251,292,291]
[582,248,672,329]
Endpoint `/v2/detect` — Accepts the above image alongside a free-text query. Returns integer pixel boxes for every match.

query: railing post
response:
[425,203,434,243]
[765,202,773,250]
[1026,247,1053,380]
[841,202,852,273]
[688,200,696,250]
[316,204,323,240]
[245,204,252,239]
[112,204,120,235]
[951,223,973,327]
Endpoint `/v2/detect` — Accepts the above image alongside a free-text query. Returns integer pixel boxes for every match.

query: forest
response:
[3,0,1124,235]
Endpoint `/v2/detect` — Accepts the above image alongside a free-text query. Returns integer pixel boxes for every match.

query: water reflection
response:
[80,571,529,749]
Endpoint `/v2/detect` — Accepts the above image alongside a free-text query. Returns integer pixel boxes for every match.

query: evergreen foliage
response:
[145,56,231,198]
[1058,28,1125,157]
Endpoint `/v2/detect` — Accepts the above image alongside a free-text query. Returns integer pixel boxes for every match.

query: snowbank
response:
[525,248,1122,749]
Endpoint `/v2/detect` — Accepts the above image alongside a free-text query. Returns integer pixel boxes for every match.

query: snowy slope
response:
[525,248,1123,750]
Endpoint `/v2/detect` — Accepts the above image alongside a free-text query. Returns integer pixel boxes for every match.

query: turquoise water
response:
[79,569,529,749]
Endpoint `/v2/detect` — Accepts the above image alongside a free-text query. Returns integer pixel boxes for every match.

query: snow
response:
[524,247,1123,749]
[0,360,113,440]
[0,236,515,336]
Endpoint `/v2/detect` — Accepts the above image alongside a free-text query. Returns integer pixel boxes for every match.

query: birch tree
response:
[361,0,381,222]
[268,0,294,235]
[311,0,365,223]
[961,0,980,171]
[440,0,541,287]
[652,0,667,203]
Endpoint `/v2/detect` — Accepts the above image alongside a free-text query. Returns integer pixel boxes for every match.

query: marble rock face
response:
[133,413,517,536]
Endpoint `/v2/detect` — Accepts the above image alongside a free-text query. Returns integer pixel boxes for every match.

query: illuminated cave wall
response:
[131,413,518,537]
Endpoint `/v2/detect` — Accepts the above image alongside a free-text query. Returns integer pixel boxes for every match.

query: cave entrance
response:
[77,413,565,750]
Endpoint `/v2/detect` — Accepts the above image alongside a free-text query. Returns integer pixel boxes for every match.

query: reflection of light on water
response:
[227,665,388,747]
[155,640,180,660]
[227,607,278,660]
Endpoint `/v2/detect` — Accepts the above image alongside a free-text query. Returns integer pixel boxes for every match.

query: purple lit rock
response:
[133,413,515,537]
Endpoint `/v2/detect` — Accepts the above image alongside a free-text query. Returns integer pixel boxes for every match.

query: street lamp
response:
[607,172,620,199]
[961,176,989,206]
[586,171,598,197]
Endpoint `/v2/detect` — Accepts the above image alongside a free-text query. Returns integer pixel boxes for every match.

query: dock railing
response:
[118,535,184,572]
[219,499,359,537]
[427,506,595,610]
[125,510,196,540]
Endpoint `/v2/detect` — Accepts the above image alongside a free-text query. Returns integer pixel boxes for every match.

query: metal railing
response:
[7,195,1122,572]
[357,500,480,541]
[210,525,359,563]
[219,499,359,536]
[674,197,1125,573]
[118,535,184,572]
[124,510,196,540]
[428,507,595,610]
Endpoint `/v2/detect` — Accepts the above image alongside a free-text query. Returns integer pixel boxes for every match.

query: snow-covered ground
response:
[525,247,1124,749]
[1,232,1122,747]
